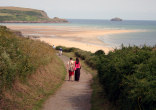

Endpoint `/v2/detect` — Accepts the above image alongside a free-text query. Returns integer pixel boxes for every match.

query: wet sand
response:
[6,25,141,53]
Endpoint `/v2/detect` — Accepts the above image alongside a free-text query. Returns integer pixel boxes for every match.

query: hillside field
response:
[0,26,66,110]
[0,7,68,23]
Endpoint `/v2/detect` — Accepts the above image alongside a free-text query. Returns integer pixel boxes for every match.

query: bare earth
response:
[42,55,92,110]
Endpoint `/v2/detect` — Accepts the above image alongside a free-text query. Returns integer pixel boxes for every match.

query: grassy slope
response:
[0,26,66,110]
[0,7,67,22]
[0,7,50,21]
[0,7,43,11]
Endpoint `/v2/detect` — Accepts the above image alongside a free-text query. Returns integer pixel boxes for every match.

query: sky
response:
[0,0,156,20]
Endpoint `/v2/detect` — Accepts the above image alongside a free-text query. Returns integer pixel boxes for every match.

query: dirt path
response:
[42,55,92,110]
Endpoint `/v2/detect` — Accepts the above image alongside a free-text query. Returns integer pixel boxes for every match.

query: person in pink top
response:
[74,57,81,81]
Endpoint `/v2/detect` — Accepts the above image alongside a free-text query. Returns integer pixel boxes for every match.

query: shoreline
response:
[4,24,143,53]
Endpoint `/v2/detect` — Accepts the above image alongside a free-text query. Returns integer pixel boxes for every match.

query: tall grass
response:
[0,25,54,91]
[0,26,66,110]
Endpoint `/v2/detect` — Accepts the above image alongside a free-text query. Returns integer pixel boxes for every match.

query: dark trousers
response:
[75,68,80,81]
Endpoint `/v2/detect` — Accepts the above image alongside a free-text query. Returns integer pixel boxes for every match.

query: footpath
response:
[42,55,92,110]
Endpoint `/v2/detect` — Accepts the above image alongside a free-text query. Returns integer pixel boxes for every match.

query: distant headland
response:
[0,7,68,23]
[111,17,122,21]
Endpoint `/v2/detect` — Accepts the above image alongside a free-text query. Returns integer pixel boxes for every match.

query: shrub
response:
[55,45,156,109]
[56,46,78,52]
[98,46,156,110]
[56,46,98,69]
[94,50,105,56]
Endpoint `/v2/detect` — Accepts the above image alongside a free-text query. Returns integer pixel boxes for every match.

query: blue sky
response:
[0,0,156,20]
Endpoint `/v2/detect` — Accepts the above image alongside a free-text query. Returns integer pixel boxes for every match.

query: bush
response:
[94,50,105,56]
[56,46,78,52]
[85,56,100,69]
[56,46,99,69]
[75,50,92,60]
[56,45,156,109]
[98,46,156,110]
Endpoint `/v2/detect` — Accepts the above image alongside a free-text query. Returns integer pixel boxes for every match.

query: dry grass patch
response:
[0,56,66,110]
[0,26,66,110]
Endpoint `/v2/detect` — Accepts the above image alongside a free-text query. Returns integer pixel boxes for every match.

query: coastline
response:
[0,20,68,23]
[4,24,143,53]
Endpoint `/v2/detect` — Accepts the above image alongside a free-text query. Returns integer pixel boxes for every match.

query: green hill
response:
[0,7,68,23]
[0,26,66,109]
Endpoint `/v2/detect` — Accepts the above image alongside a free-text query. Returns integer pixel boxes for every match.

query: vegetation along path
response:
[42,55,92,110]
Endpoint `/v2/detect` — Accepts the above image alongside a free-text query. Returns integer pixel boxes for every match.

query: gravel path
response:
[42,55,92,110]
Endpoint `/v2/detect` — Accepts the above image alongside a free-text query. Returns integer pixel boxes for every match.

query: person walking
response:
[52,45,55,49]
[59,48,62,56]
[67,57,75,81]
[74,57,81,81]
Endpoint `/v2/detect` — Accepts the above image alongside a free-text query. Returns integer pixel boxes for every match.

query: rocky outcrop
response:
[111,17,122,21]
[51,17,68,23]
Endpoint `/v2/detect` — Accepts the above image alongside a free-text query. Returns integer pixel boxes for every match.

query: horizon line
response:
[64,18,156,21]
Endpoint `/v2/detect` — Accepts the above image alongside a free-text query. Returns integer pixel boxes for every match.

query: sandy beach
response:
[5,25,142,53]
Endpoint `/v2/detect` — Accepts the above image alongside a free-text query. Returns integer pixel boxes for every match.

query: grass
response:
[0,13,12,16]
[0,26,66,110]
[0,7,42,12]
[91,76,116,110]
[32,56,66,110]
[0,7,67,22]
[1,57,66,110]
[32,57,66,110]
[0,7,50,22]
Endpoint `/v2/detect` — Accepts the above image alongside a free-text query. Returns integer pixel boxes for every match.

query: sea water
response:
[68,19,156,48]
[1,19,156,48]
